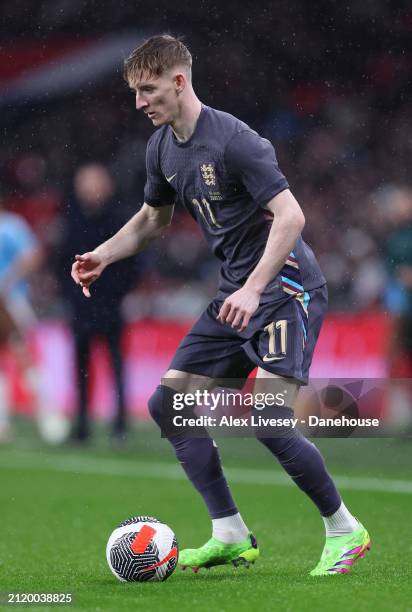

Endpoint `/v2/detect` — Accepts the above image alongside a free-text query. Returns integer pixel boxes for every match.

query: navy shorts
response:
[169,284,328,385]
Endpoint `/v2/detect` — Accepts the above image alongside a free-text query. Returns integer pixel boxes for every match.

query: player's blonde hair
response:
[123,34,192,87]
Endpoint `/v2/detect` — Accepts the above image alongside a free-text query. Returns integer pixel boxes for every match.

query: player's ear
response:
[174,72,186,94]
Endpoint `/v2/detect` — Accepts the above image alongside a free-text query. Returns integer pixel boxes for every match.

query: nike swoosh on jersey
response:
[166,173,177,182]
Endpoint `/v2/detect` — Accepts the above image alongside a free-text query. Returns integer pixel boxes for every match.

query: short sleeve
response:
[9,217,38,254]
[225,130,289,207]
[143,135,175,207]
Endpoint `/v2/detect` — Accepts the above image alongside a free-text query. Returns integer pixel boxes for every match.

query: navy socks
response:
[148,385,341,519]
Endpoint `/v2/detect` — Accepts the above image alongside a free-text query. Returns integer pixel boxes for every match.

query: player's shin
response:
[255,405,342,517]
[148,385,242,527]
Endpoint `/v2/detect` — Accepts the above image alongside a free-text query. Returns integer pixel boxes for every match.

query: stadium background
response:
[1,2,411,610]
[2,0,411,416]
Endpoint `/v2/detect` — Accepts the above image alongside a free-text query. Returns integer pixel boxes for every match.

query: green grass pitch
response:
[1,431,411,612]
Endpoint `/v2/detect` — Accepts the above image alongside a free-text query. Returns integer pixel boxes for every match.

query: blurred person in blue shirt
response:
[0,190,43,441]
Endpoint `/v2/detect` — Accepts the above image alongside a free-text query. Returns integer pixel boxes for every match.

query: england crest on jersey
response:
[200,163,216,187]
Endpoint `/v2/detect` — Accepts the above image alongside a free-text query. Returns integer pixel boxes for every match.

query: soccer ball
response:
[106,516,178,582]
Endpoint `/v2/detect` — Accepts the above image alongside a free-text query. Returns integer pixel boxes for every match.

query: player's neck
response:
[170,97,202,142]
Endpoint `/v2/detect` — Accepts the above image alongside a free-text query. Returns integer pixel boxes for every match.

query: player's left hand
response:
[217,287,260,332]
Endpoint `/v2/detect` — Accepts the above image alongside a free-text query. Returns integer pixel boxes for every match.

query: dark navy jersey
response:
[144,104,325,302]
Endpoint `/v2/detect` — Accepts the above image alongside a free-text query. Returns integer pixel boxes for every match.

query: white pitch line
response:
[0,451,411,495]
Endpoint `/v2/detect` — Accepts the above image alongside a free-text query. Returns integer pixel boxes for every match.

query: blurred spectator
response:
[381,187,412,429]
[59,163,138,444]
[0,190,44,441]
[5,154,62,248]
[383,188,412,365]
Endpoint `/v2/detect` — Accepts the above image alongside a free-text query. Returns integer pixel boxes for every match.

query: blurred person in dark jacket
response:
[61,163,137,444]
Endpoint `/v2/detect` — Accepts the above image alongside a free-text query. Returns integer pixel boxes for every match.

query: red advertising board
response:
[2,312,392,419]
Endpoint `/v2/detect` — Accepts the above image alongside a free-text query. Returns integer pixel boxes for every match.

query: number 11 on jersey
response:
[192,198,222,228]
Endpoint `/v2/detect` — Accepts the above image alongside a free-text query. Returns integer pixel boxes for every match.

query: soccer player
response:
[71,35,370,575]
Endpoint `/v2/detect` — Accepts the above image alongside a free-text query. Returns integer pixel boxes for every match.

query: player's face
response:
[133,71,180,126]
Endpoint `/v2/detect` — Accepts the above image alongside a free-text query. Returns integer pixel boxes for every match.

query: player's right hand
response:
[71,251,106,298]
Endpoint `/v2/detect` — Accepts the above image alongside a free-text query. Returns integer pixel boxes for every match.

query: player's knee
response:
[147,384,175,428]
[147,386,161,426]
